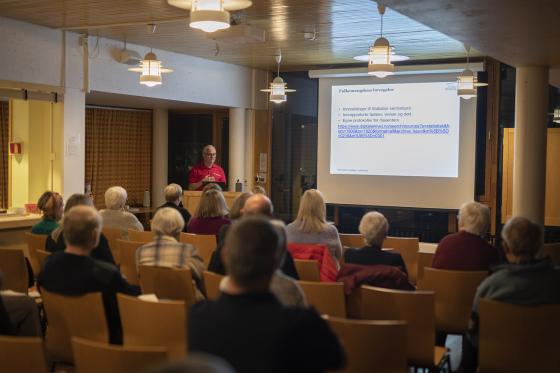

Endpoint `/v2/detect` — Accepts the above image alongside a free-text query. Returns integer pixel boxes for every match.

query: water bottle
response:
[143,190,151,208]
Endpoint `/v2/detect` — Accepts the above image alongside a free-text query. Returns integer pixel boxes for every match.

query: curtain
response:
[0,102,8,209]
[85,107,152,208]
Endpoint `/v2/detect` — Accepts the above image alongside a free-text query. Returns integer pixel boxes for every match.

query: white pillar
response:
[229,107,246,191]
[152,108,168,207]
[512,66,549,225]
[62,87,86,200]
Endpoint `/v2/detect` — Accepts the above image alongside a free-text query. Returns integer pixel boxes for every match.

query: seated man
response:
[188,217,345,373]
[344,211,408,275]
[156,183,191,232]
[463,216,560,371]
[136,207,205,296]
[38,205,140,344]
[433,201,500,271]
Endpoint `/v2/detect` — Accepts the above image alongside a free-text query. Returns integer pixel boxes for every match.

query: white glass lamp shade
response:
[457,68,477,99]
[128,52,173,87]
[368,37,394,78]
[553,107,560,124]
[260,76,295,104]
[189,0,230,32]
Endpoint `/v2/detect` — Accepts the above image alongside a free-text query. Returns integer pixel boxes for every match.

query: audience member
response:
[202,182,222,193]
[99,186,144,236]
[0,272,14,335]
[463,216,560,371]
[156,183,191,232]
[31,191,64,235]
[344,211,408,275]
[188,217,345,373]
[136,208,204,296]
[147,352,235,373]
[229,192,253,220]
[433,201,499,271]
[46,193,115,265]
[0,271,42,336]
[187,189,230,235]
[286,189,343,267]
[38,205,140,344]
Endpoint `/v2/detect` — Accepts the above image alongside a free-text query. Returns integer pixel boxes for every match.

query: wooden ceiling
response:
[0,0,480,70]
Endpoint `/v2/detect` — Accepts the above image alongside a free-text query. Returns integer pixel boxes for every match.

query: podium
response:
[183,191,243,215]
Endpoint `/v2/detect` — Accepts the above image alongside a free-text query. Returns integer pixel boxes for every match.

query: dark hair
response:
[64,193,92,213]
[37,191,63,219]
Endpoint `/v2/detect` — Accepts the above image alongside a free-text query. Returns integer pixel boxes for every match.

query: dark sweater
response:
[156,202,192,232]
[45,233,115,265]
[433,231,500,271]
[37,252,139,344]
[344,245,408,275]
[188,292,345,373]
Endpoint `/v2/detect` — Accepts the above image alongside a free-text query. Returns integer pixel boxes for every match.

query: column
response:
[152,108,168,207]
[512,66,549,225]
[229,107,246,191]
[62,87,86,200]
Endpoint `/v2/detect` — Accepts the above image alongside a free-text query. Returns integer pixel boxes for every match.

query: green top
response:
[31,218,59,235]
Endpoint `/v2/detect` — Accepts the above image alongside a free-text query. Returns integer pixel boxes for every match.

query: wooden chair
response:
[479,299,560,373]
[179,233,217,268]
[138,266,197,307]
[416,251,434,285]
[117,239,145,286]
[298,281,346,317]
[327,317,408,373]
[360,285,449,370]
[0,336,49,373]
[117,294,187,359]
[102,227,125,264]
[36,249,51,273]
[25,232,47,276]
[382,236,419,284]
[127,229,155,243]
[41,290,108,363]
[294,259,321,281]
[72,337,167,373]
[203,270,224,300]
[0,248,29,293]
[542,242,560,266]
[418,268,487,334]
[339,234,365,249]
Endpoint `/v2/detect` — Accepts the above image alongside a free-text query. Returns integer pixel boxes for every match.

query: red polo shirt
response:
[188,163,226,190]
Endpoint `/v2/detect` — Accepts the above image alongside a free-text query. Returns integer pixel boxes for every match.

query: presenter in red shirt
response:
[188,145,227,191]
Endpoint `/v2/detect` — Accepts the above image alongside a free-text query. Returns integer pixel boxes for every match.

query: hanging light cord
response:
[378,4,386,37]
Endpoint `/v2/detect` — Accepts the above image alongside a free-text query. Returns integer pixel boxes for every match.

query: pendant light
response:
[368,4,396,78]
[128,51,173,87]
[167,0,252,33]
[260,53,296,104]
[457,44,487,99]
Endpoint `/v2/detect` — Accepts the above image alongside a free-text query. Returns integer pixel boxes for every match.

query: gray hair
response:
[104,186,127,210]
[63,205,102,249]
[359,211,388,246]
[151,208,185,238]
[501,216,543,259]
[458,201,490,236]
[164,183,183,203]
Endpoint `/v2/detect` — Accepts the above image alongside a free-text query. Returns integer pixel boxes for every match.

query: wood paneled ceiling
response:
[0,0,481,70]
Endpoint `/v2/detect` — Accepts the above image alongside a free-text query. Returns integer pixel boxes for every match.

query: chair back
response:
[327,317,408,373]
[0,336,48,373]
[102,227,125,264]
[179,233,217,268]
[117,294,187,359]
[72,337,167,373]
[294,259,321,281]
[203,271,224,300]
[0,248,29,293]
[339,234,365,248]
[117,239,145,286]
[128,229,155,243]
[41,290,108,362]
[25,232,47,276]
[138,266,197,307]
[479,299,560,373]
[298,281,346,317]
[418,268,487,333]
[36,249,51,274]
[361,285,435,367]
[542,242,560,266]
[383,236,419,283]
[416,252,434,285]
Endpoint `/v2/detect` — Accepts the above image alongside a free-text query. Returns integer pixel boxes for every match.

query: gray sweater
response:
[286,222,343,266]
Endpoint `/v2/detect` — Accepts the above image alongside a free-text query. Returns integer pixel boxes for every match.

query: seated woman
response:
[187,189,231,236]
[344,211,408,275]
[286,189,343,268]
[46,193,115,265]
[31,191,64,235]
[136,207,205,296]
[99,186,143,237]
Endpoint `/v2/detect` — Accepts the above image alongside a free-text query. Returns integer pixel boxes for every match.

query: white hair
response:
[458,201,490,236]
[151,208,185,238]
[164,183,183,203]
[104,186,127,210]
[359,212,388,247]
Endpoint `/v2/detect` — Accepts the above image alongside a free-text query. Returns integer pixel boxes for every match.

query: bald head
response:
[243,194,273,217]
[63,205,102,251]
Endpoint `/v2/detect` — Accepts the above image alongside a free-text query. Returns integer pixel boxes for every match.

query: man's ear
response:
[501,240,510,255]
